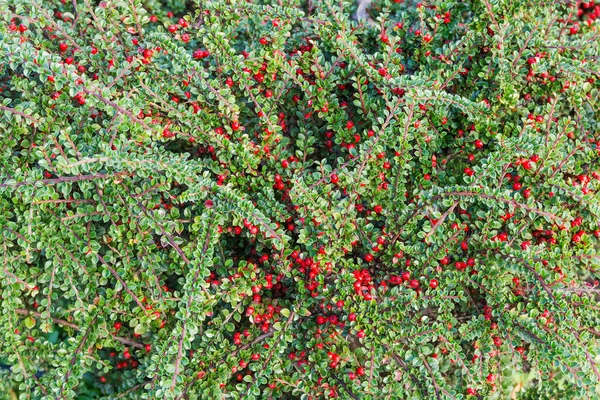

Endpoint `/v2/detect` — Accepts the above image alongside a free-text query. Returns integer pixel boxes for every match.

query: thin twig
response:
[14,309,144,349]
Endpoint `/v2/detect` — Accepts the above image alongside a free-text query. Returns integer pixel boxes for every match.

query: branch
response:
[59,316,98,399]
[381,344,428,397]
[0,172,132,189]
[0,104,40,124]
[170,217,215,393]
[424,201,459,240]
[2,269,35,290]
[442,191,563,224]
[170,321,186,392]
[422,357,441,400]
[114,378,156,399]
[332,372,360,400]
[96,254,146,310]
[14,309,144,349]
[81,88,159,134]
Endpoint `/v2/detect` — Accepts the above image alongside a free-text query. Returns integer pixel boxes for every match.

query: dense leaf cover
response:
[1,0,599,398]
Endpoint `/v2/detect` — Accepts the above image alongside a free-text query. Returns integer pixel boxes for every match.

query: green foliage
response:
[1,0,599,398]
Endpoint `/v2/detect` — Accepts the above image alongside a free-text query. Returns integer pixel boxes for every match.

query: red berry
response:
[330,173,339,184]
[513,182,522,190]
[429,279,438,289]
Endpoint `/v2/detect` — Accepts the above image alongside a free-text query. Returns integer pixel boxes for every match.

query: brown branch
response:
[114,378,156,399]
[0,104,40,124]
[442,191,563,223]
[30,1,82,51]
[510,24,540,78]
[501,253,600,382]
[70,0,79,28]
[424,201,459,240]
[422,357,442,400]
[178,328,277,399]
[392,103,415,197]
[555,286,600,293]
[96,254,146,310]
[13,349,49,396]
[513,320,584,381]
[81,88,158,134]
[356,79,368,115]
[261,312,295,368]
[368,345,375,392]
[59,317,98,399]
[0,172,132,189]
[170,321,187,392]
[170,217,215,393]
[2,268,35,290]
[61,211,103,221]
[14,309,144,349]
[33,199,95,205]
[381,344,428,397]
[132,182,170,199]
[549,145,583,180]
[332,372,360,400]
[46,265,56,327]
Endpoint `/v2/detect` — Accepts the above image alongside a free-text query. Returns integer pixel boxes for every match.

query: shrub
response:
[1,0,599,398]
